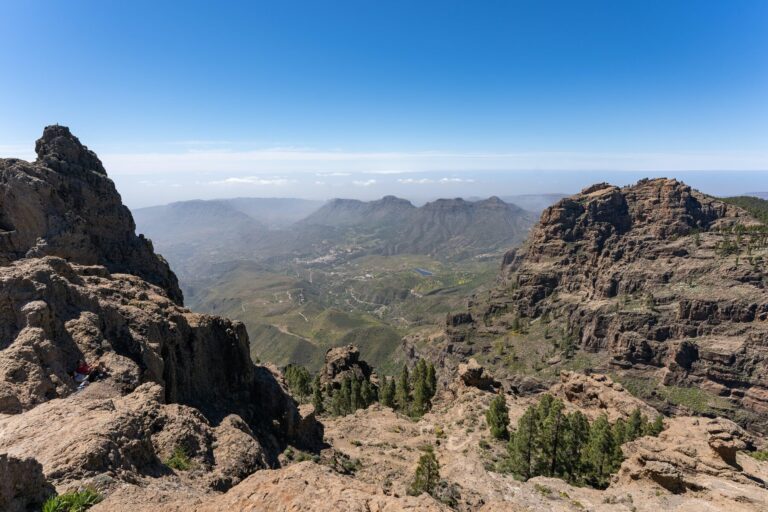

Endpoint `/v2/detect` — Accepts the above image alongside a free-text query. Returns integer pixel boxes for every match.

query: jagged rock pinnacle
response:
[34,124,107,176]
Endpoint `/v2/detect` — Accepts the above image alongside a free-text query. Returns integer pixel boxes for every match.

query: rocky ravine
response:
[433,178,768,433]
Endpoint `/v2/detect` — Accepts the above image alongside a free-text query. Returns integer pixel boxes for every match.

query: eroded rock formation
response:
[0,127,319,504]
[319,344,376,388]
[444,178,768,432]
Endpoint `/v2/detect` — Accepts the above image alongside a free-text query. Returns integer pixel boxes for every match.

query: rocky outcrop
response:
[457,358,499,391]
[616,416,762,493]
[0,128,320,499]
[0,256,305,449]
[448,178,768,432]
[0,125,182,303]
[319,345,375,388]
[550,371,658,422]
[0,454,54,512]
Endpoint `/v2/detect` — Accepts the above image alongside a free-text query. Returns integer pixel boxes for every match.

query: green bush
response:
[42,488,102,512]
[165,446,193,471]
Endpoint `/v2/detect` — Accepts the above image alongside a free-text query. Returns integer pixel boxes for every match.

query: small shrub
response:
[749,449,768,461]
[43,488,102,512]
[165,446,193,471]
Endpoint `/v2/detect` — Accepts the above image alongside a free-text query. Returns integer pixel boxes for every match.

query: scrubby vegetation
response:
[165,446,193,471]
[748,449,768,462]
[42,488,102,512]
[493,394,664,488]
[722,196,768,224]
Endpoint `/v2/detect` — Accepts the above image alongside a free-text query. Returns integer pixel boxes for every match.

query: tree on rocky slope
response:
[486,393,510,440]
[582,414,617,488]
[380,376,395,407]
[504,395,664,488]
[408,446,441,498]
[507,405,539,480]
[396,365,410,412]
[312,376,324,415]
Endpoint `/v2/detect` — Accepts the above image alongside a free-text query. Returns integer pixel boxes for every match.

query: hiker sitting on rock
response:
[72,360,109,389]
[73,359,91,385]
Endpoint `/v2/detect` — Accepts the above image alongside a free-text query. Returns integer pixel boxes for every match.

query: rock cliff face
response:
[447,178,768,432]
[0,126,182,303]
[0,127,318,506]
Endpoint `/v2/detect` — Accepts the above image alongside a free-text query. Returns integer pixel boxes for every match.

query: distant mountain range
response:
[133,195,536,277]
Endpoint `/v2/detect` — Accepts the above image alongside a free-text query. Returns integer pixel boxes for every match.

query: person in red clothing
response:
[73,359,92,386]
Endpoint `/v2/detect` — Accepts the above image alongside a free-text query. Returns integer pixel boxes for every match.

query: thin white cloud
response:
[352,179,377,187]
[398,178,435,184]
[209,176,296,186]
[316,172,352,177]
[439,177,475,183]
[397,177,476,184]
[100,148,768,175]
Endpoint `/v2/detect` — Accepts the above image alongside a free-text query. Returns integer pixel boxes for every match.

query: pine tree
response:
[426,363,437,400]
[412,367,429,417]
[351,378,362,411]
[486,393,510,440]
[626,407,643,441]
[536,394,555,421]
[395,365,410,412]
[340,377,352,415]
[360,379,373,408]
[408,447,440,497]
[312,376,324,415]
[330,388,343,416]
[284,364,311,400]
[562,411,590,483]
[380,377,395,408]
[583,414,616,488]
[507,405,539,480]
[611,418,627,467]
[539,398,566,477]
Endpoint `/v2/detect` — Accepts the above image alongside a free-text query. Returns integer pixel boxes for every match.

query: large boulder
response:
[319,345,375,388]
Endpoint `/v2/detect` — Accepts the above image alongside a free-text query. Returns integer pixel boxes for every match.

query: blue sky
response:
[1,1,767,206]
